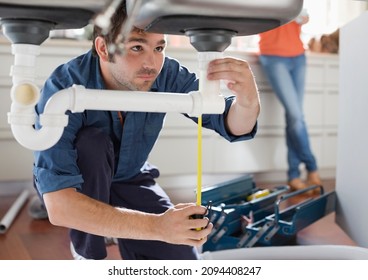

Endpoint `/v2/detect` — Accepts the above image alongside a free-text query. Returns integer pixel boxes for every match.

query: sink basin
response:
[127,0,304,36]
[0,0,304,48]
[0,0,111,29]
[0,0,303,33]
[0,0,109,10]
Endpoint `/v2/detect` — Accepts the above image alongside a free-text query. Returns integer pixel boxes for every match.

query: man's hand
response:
[207,57,260,136]
[154,203,213,247]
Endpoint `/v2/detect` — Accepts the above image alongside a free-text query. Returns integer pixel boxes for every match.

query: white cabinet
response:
[335,11,368,248]
[0,38,339,181]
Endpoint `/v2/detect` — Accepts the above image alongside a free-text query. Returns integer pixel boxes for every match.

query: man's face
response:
[107,31,166,91]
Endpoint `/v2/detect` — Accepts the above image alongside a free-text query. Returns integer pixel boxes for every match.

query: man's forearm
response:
[226,98,260,136]
[43,188,212,247]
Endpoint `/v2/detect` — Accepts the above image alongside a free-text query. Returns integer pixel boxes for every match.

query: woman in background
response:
[258,11,321,193]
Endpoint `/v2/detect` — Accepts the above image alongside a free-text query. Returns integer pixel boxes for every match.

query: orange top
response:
[259,21,305,57]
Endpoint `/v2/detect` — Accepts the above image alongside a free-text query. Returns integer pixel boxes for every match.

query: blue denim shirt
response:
[33,50,257,195]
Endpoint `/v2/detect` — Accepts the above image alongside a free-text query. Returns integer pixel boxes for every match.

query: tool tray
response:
[201,174,336,252]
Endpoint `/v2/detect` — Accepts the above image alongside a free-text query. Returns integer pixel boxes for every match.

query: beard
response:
[114,68,158,92]
[119,79,152,91]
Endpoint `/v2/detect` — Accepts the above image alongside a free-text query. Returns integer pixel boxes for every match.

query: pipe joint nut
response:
[40,114,69,127]
[7,112,36,125]
[188,91,203,117]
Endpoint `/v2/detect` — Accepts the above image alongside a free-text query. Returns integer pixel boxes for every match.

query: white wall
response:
[303,0,367,35]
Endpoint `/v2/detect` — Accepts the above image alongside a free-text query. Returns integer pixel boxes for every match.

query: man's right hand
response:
[154,203,213,247]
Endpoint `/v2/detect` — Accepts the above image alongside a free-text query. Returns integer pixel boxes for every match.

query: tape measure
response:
[196,115,203,206]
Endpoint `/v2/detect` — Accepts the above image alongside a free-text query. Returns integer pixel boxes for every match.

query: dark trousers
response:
[70,127,199,260]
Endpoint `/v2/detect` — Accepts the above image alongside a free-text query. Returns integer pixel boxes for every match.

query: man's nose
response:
[142,52,156,69]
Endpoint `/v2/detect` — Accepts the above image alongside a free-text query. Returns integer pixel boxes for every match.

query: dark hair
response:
[91,1,127,57]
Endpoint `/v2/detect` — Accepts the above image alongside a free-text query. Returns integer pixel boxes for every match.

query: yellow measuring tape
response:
[196,115,202,206]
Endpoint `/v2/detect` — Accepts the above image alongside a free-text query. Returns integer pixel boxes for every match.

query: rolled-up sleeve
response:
[33,70,86,195]
[33,111,85,195]
[202,95,258,142]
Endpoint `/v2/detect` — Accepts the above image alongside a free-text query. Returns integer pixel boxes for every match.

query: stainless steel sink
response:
[127,0,304,36]
[0,0,109,11]
[0,0,303,33]
[0,0,303,49]
[0,0,112,29]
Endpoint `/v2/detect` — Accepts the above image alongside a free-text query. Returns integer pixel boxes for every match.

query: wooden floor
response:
[0,177,357,260]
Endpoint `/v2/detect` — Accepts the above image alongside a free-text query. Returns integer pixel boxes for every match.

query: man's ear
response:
[95,37,110,62]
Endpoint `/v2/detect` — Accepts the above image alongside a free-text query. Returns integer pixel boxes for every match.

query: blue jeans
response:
[259,54,317,180]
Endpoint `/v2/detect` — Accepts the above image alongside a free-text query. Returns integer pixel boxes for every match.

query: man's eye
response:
[156,46,164,52]
[131,46,143,51]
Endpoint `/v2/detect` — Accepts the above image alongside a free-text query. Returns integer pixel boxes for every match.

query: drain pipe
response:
[4,22,231,151]
[7,43,225,151]
[7,43,69,151]
[197,51,224,113]
[186,29,237,114]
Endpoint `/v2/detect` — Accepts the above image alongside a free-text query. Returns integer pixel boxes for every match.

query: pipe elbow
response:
[8,87,74,151]
[43,87,75,115]
[10,124,65,151]
[8,44,74,151]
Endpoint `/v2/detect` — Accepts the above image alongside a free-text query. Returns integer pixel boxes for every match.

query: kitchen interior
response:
[0,0,368,260]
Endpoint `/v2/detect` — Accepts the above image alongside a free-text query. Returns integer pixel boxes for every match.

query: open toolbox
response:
[200,174,336,252]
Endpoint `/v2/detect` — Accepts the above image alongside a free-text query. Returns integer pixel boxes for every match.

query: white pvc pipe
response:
[9,85,224,151]
[9,99,69,151]
[8,44,225,151]
[8,43,70,150]
[71,85,196,113]
[198,52,222,96]
[197,51,224,114]
[11,44,40,85]
[0,189,30,234]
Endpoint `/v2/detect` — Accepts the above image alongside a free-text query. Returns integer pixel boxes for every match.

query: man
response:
[33,1,260,260]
